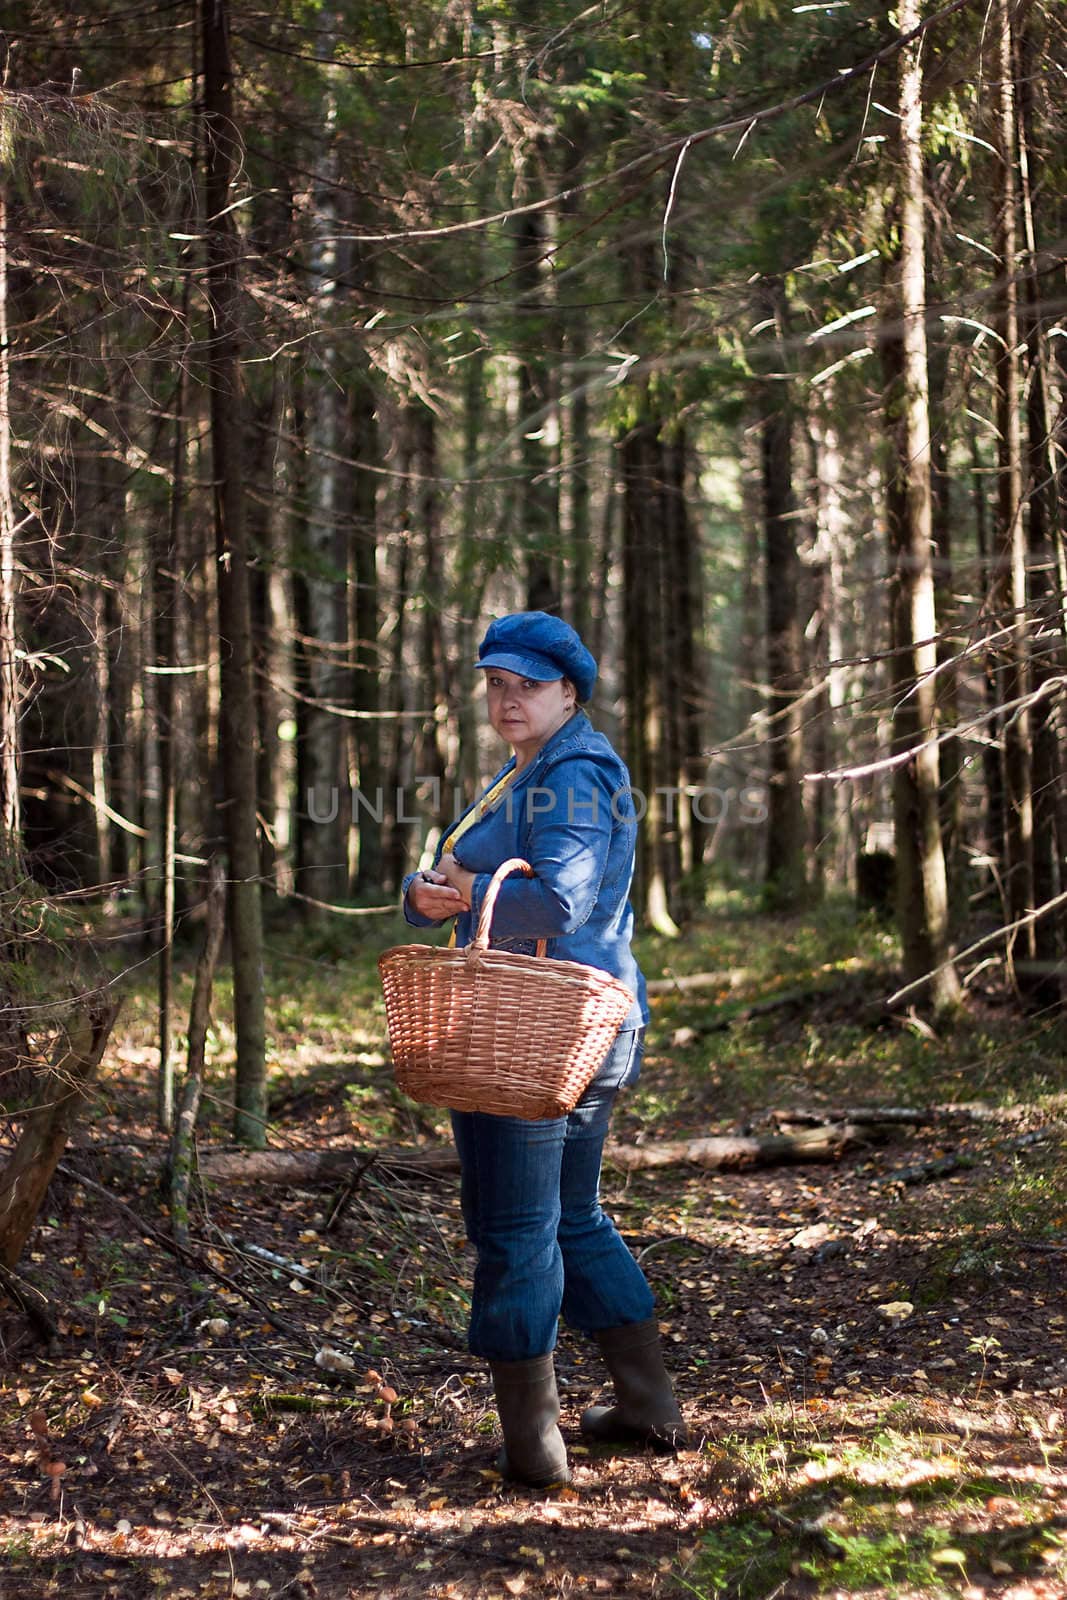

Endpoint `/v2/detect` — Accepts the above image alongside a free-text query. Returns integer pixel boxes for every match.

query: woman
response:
[402,611,685,1488]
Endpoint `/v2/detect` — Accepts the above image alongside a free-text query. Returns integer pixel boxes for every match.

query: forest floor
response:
[2,892,1066,1600]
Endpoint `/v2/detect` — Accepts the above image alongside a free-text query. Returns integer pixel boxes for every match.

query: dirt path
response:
[2,1100,1066,1600]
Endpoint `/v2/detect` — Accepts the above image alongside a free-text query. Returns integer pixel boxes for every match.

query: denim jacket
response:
[401,711,647,1031]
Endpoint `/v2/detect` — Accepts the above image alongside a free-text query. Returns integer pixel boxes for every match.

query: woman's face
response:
[483,669,576,760]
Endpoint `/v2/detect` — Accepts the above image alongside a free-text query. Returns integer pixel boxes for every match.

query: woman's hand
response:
[437,852,477,905]
[408,868,469,920]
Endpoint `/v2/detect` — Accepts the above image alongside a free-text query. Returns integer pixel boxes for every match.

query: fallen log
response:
[605,1121,866,1171]
[646,968,754,995]
[179,1119,867,1183]
[672,981,871,1035]
[646,957,863,997]
[877,1125,1063,1187]
[195,1145,461,1182]
[769,1104,1013,1128]
[771,1105,930,1127]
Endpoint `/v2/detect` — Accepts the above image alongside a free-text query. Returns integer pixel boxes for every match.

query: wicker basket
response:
[379,857,636,1119]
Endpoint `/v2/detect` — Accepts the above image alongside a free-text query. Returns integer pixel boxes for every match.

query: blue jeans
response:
[450,1029,656,1361]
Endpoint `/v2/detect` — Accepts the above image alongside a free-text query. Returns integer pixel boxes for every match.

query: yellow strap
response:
[440,768,515,856]
[440,769,516,947]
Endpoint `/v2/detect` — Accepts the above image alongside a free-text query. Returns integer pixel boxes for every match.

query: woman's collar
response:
[515,708,589,776]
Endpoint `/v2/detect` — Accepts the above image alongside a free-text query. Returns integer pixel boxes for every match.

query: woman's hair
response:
[562,676,582,708]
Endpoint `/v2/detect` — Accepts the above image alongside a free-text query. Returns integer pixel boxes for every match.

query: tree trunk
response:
[0,180,19,855]
[759,279,806,910]
[883,0,960,1013]
[350,364,384,894]
[927,338,964,931]
[410,402,448,835]
[971,421,1006,869]
[0,1000,119,1269]
[810,411,854,889]
[183,1121,866,1185]
[299,66,350,910]
[0,172,26,1083]
[1016,1,1064,1004]
[249,371,292,895]
[104,443,136,890]
[513,174,558,614]
[168,857,226,1247]
[736,430,764,880]
[88,587,112,888]
[588,444,616,693]
[454,347,491,809]
[154,361,188,1132]
[621,392,679,935]
[565,323,592,642]
[664,424,708,893]
[384,455,414,891]
[560,107,590,640]
[989,0,1034,975]
[202,0,267,1145]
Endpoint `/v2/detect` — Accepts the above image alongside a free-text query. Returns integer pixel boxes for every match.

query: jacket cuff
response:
[401,871,437,928]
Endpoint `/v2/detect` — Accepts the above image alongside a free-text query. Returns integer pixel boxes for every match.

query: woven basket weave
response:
[379,857,636,1119]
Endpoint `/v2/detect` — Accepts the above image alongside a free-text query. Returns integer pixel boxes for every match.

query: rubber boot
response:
[489,1354,571,1487]
[580,1318,687,1450]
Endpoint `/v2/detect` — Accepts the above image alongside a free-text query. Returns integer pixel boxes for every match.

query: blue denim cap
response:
[476,610,598,702]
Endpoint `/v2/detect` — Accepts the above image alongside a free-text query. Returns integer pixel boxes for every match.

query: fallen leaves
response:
[2,951,1065,1600]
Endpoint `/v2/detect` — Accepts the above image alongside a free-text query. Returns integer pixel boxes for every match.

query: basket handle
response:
[471,857,547,958]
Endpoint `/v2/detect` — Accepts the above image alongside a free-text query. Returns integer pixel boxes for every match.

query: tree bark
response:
[759,279,806,910]
[970,420,1006,868]
[565,321,592,641]
[0,179,20,854]
[1016,1,1064,1004]
[810,410,854,889]
[881,0,960,1012]
[155,198,195,1129]
[202,0,267,1144]
[249,370,292,895]
[455,347,488,806]
[299,53,350,910]
[510,59,559,618]
[181,1122,866,1185]
[350,361,384,894]
[103,415,136,890]
[0,999,119,1268]
[84,582,111,889]
[411,402,448,831]
[383,470,413,892]
[621,390,679,935]
[155,369,185,1132]
[0,171,27,1086]
[664,423,708,891]
[517,212,559,616]
[989,0,1034,973]
[560,104,590,638]
[927,334,964,931]
[168,857,226,1247]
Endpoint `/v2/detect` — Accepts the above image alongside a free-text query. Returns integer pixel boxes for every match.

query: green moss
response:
[690,1466,1059,1598]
